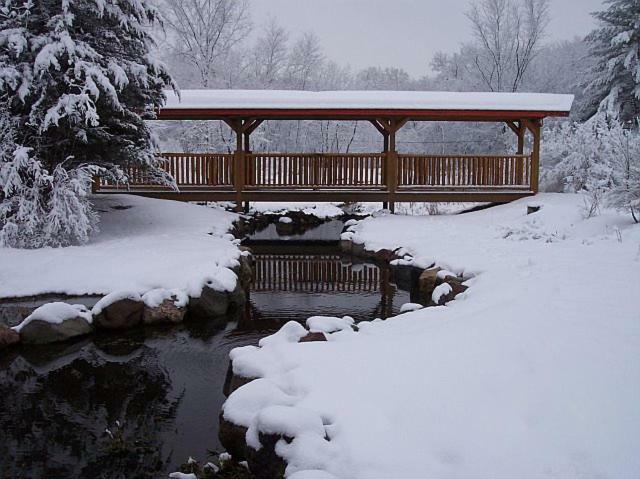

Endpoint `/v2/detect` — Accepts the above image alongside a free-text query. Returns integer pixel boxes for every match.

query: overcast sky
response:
[252,0,605,77]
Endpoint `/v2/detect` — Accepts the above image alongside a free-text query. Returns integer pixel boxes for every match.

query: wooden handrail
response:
[95,152,536,194]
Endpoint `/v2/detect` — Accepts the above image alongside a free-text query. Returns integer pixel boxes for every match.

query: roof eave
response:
[155,108,571,122]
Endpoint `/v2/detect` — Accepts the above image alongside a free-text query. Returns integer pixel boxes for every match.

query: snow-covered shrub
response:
[541,116,640,222]
[0,0,176,247]
[0,147,98,248]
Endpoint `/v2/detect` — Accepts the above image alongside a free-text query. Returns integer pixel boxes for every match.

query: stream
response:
[0,217,411,478]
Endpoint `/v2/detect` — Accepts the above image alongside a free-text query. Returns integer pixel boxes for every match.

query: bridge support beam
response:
[225,119,264,212]
[371,119,409,213]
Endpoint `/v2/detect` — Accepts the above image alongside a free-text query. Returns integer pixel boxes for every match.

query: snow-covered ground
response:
[0,195,240,298]
[225,193,640,479]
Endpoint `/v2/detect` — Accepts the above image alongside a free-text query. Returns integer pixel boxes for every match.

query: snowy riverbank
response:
[223,193,640,479]
[0,195,240,298]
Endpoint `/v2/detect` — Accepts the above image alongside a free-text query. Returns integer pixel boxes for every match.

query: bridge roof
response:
[158,89,574,121]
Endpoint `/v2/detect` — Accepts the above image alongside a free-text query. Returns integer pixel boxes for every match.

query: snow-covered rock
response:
[306,316,354,334]
[14,302,93,344]
[399,303,424,313]
[92,291,143,330]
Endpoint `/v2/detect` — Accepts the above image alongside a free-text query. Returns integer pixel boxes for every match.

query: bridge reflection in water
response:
[246,244,410,325]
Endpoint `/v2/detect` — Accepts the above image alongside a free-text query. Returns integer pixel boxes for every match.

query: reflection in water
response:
[0,220,411,478]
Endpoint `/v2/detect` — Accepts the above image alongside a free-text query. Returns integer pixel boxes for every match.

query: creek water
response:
[0,218,411,478]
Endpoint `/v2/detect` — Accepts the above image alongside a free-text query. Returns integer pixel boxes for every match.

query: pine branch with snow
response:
[585,0,640,122]
[0,0,176,247]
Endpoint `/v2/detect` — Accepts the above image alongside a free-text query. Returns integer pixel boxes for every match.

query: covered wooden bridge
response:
[94,90,573,211]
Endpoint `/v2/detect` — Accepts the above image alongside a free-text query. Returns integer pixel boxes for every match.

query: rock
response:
[350,242,366,257]
[373,248,397,263]
[339,239,352,254]
[94,298,144,330]
[235,254,254,291]
[218,415,249,461]
[417,267,442,304]
[19,316,92,344]
[223,364,255,397]
[246,432,287,479]
[527,204,542,215]
[142,298,186,325]
[0,324,20,349]
[432,277,469,306]
[299,331,327,343]
[188,285,230,320]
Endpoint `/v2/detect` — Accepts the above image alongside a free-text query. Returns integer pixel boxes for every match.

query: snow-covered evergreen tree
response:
[0,0,176,248]
[584,0,640,122]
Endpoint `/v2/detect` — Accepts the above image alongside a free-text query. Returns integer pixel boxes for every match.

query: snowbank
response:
[0,195,240,298]
[224,193,640,479]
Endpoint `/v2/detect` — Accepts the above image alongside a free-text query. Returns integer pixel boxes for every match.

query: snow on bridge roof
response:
[159,89,574,120]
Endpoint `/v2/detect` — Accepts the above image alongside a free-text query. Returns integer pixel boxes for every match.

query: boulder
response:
[246,432,288,479]
[188,285,230,320]
[15,302,93,344]
[19,315,92,344]
[235,254,254,291]
[94,297,144,330]
[223,362,256,397]
[373,248,397,263]
[299,331,327,343]
[218,415,249,461]
[142,298,186,325]
[417,267,442,304]
[0,324,20,349]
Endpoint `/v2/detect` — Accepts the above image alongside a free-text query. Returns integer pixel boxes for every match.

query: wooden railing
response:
[252,254,384,293]
[245,153,385,189]
[96,152,535,195]
[398,154,531,189]
[99,153,235,189]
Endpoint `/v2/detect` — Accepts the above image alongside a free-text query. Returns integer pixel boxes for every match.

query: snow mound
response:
[223,378,298,427]
[400,303,424,313]
[259,321,309,348]
[186,267,238,297]
[279,216,293,224]
[14,302,92,332]
[247,405,326,450]
[141,288,189,308]
[287,471,338,479]
[306,316,354,334]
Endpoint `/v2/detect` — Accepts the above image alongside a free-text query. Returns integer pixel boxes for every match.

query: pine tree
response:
[585,0,640,122]
[0,0,176,248]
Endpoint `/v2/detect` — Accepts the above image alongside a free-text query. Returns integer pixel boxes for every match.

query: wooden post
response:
[523,120,541,194]
[517,122,525,155]
[91,175,100,194]
[387,127,398,213]
[530,121,541,194]
[243,131,251,213]
[231,121,244,212]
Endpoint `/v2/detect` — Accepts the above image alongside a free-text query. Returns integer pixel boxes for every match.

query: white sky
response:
[251,0,605,77]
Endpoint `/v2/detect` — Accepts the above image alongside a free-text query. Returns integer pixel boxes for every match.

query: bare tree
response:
[249,19,289,88]
[286,32,324,90]
[162,0,251,88]
[466,0,549,92]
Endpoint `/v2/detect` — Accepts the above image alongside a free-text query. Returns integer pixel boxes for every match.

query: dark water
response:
[0,219,410,479]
